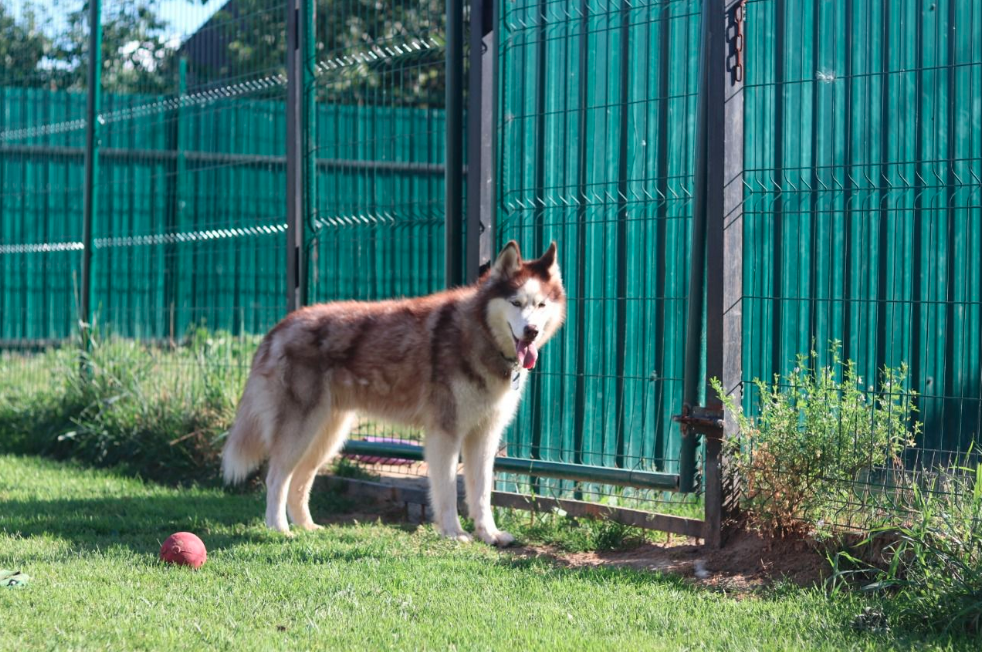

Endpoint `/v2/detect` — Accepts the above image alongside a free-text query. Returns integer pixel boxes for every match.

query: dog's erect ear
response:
[527,241,560,279]
[537,242,557,272]
[492,240,522,278]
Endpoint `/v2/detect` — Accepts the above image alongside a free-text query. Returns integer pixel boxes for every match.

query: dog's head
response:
[481,241,566,369]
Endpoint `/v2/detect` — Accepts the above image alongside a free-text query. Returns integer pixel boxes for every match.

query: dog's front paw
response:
[476,527,515,547]
[436,525,473,543]
[266,519,294,536]
[295,522,323,532]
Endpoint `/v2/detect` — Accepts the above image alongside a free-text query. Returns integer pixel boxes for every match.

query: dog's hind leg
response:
[265,459,297,534]
[264,411,321,534]
[287,411,355,531]
[425,430,470,542]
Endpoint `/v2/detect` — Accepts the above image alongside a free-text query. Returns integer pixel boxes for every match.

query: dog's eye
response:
[538,302,546,308]
[510,300,521,307]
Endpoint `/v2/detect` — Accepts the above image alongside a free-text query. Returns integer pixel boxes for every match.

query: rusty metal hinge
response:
[673,404,724,438]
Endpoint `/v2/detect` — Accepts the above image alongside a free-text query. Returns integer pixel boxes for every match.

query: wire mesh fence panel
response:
[742,0,982,527]
[0,1,291,480]
[1,1,92,423]
[1,0,89,344]
[92,0,289,343]
[78,0,291,452]
[496,0,703,510]
[308,0,450,468]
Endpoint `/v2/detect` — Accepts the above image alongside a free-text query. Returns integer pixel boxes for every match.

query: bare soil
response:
[507,529,831,595]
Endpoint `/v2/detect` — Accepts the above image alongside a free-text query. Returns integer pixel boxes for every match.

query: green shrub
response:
[831,458,982,635]
[713,342,920,536]
[0,330,259,485]
[0,346,71,453]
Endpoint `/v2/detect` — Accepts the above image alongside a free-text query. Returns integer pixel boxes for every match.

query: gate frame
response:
[305,0,746,547]
[690,0,746,550]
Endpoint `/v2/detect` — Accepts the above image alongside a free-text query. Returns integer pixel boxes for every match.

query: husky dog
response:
[222,241,566,545]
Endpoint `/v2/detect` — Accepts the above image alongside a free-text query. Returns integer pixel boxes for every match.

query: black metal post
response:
[466,0,498,282]
[679,2,712,496]
[446,0,464,287]
[81,0,102,341]
[286,0,306,312]
[164,58,186,342]
[703,0,745,549]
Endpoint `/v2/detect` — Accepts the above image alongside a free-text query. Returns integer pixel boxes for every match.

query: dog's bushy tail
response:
[222,384,268,484]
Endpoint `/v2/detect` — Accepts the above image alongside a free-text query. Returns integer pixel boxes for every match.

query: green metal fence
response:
[495,0,703,505]
[0,88,447,341]
[742,0,982,460]
[3,0,982,538]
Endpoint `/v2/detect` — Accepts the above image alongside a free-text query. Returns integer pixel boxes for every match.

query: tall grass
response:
[831,455,982,635]
[0,329,258,484]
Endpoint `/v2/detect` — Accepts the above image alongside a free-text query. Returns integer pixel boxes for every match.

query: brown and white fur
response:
[222,241,566,545]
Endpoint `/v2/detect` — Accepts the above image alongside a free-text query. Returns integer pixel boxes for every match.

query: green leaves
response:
[713,342,920,535]
[0,330,260,485]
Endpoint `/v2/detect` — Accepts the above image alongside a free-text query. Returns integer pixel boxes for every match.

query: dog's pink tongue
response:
[515,341,539,370]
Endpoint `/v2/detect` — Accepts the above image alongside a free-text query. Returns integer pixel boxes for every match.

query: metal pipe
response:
[465,0,498,283]
[678,0,713,494]
[445,0,464,288]
[286,0,306,313]
[80,0,102,342]
[341,440,680,491]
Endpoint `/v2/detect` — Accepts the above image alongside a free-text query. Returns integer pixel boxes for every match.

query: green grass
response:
[0,455,974,651]
[0,333,256,484]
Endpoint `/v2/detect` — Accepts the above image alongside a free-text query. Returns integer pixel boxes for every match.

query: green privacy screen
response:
[743,0,982,457]
[307,0,449,305]
[0,89,447,341]
[1,92,86,343]
[4,0,982,497]
[0,0,448,344]
[496,0,703,479]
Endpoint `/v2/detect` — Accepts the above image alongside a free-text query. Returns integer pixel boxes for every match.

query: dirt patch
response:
[320,474,833,594]
[697,529,832,591]
[508,529,831,595]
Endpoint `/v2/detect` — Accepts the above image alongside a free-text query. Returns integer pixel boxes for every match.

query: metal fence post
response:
[286,0,308,312]
[304,0,316,290]
[81,0,102,343]
[445,0,464,288]
[466,0,498,282]
[164,58,186,342]
[678,1,712,497]
[678,0,744,548]
[703,0,745,549]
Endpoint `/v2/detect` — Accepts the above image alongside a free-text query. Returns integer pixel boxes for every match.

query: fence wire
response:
[4,0,981,530]
[742,0,982,529]
[494,0,704,510]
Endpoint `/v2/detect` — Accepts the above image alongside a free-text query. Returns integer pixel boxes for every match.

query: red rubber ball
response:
[159,532,207,569]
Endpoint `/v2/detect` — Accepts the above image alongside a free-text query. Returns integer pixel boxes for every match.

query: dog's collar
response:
[499,351,522,371]
[495,351,523,382]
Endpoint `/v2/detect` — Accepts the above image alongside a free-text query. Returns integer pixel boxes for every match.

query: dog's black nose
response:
[523,325,539,341]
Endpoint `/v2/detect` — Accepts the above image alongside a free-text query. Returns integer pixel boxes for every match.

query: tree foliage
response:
[2,0,445,105]
[0,3,50,84]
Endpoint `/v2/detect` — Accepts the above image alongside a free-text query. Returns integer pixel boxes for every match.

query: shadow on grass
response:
[0,486,415,558]
[0,495,713,603]
[1,487,708,591]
